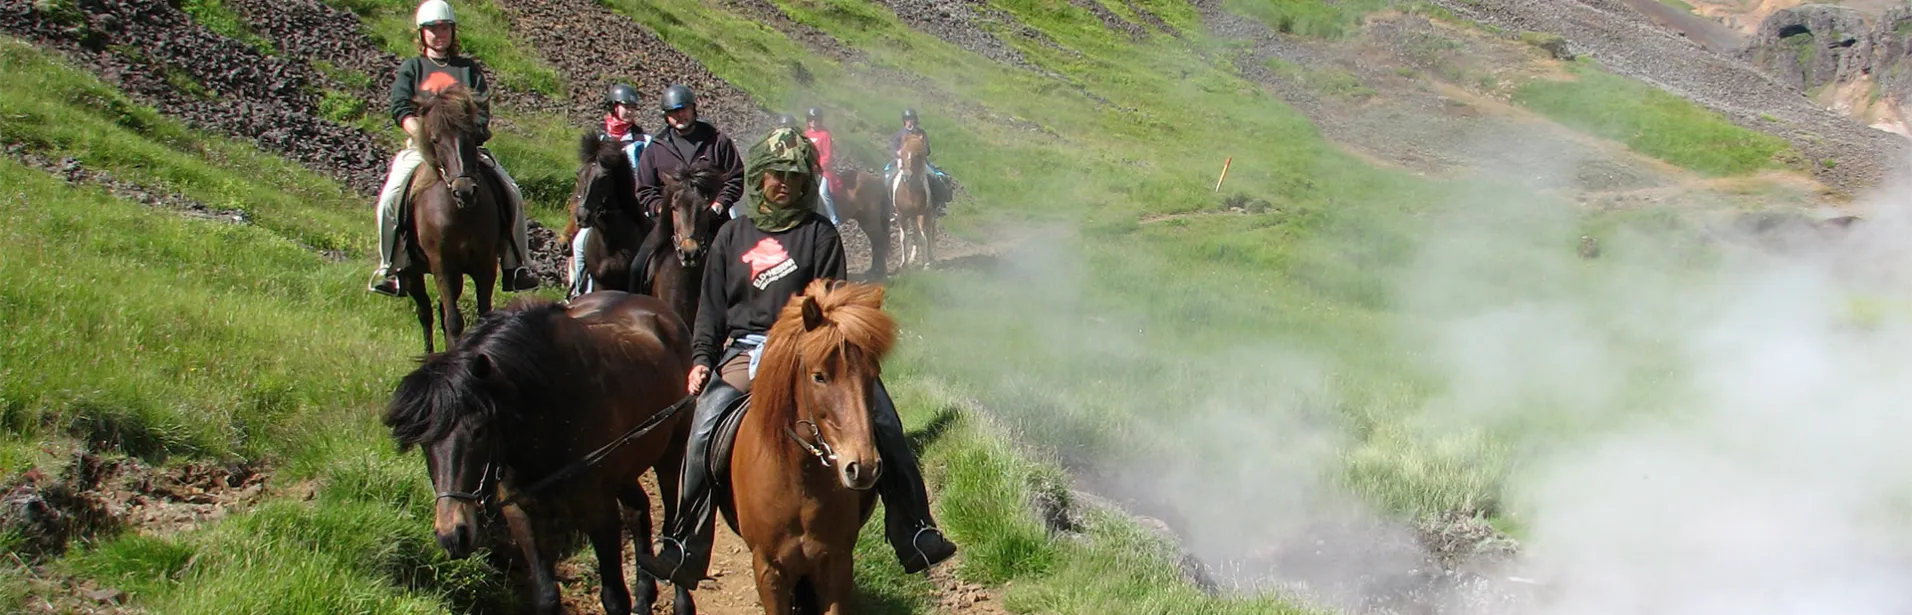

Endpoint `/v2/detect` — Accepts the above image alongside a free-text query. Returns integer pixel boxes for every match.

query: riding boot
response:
[869,378,958,574]
[482,152,540,292]
[370,147,423,296]
[627,225,668,294]
[637,377,747,587]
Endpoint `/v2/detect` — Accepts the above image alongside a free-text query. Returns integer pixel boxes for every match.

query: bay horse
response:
[631,162,726,325]
[564,133,652,298]
[721,279,896,614]
[398,82,506,353]
[828,168,894,281]
[891,133,934,272]
[383,291,699,615]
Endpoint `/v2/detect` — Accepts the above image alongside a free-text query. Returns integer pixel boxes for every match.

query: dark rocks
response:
[0,0,394,195]
[1741,4,1912,127]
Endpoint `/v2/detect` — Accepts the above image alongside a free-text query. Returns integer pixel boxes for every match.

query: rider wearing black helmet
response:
[569,82,654,296]
[884,108,953,218]
[629,84,746,291]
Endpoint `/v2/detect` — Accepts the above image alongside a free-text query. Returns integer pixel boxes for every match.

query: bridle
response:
[430,394,696,509]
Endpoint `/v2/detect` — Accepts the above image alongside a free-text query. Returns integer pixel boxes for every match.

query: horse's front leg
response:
[816,550,857,615]
[403,271,434,353]
[591,509,633,615]
[618,485,660,614]
[474,266,495,317]
[502,504,561,615]
[434,267,466,343]
[751,554,793,615]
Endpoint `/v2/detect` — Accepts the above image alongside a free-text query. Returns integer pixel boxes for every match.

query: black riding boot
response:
[637,377,746,587]
[627,227,668,294]
[870,378,958,573]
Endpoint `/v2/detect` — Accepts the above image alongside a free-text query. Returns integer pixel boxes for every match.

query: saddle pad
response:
[708,393,751,487]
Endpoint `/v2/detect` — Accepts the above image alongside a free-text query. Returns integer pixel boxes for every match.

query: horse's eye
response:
[810,372,827,384]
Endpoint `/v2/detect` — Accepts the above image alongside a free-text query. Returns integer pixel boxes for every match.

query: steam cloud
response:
[909,133,1912,613]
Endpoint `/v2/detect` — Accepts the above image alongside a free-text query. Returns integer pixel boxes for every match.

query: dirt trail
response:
[554,473,1006,615]
[1613,0,1746,54]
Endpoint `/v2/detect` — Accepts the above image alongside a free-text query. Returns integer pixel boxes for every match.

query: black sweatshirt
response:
[634,121,745,216]
[691,213,847,369]
[389,56,493,144]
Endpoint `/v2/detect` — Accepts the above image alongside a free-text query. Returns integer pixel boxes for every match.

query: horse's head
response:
[899,133,928,174]
[663,162,726,269]
[759,280,897,490]
[571,132,625,229]
[414,83,486,208]
[383,303,565,558]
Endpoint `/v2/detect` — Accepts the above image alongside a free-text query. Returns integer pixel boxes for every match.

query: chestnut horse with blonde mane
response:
[890,133,934,272]
[720,279,897,613]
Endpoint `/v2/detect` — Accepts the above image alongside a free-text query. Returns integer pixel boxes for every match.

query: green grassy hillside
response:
[0,0,1844,610]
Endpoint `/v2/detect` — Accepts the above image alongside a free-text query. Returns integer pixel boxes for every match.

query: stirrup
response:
[368,274,402,297]
[899,526,957,574]
[634,537,704,587]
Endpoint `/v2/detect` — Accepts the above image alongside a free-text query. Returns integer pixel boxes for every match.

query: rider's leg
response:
[642,349,752,587]
[479,153,540,291]
[926,161,950,217]
[869,377,958,573]
[817,175,840,225]
[568,227,593,298]
[370,147,424,295]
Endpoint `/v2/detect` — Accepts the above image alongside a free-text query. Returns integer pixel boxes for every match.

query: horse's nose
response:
[437,522,477,558]
[840,459,881,490]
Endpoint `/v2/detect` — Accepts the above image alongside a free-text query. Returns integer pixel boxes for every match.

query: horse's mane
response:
[899,132,927,155]
[413,83,480,160]
[384,299,571,450]
[752,280,897,423]
[666,161,725,205]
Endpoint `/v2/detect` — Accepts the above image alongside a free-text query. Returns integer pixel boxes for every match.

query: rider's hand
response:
[709,200,724,214]
[687,365,711,395]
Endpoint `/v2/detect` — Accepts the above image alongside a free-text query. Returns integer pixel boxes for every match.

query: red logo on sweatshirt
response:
[741,237,797,289]
[420,72,459,93]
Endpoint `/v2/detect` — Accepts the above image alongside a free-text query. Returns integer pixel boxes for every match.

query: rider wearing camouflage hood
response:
[638,127,958,588]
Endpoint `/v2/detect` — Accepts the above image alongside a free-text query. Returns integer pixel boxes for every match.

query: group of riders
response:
[366,0,960,588]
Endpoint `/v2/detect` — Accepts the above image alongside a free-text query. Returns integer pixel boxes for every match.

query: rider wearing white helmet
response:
[369,0,540,296]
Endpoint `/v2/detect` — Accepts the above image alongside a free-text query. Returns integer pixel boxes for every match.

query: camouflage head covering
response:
[744,127,821,233]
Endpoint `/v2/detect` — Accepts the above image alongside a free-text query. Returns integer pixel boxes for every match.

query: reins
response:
[439,393,697,509]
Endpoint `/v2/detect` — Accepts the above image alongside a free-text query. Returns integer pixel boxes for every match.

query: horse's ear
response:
[468,353,493,380]
[801,295,824,331]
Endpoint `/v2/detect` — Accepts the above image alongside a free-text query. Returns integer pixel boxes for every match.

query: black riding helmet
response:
[902,108,918,122]
[660,85,696,112]
[807,107,822,120]
[605,83,641,110]
[777,113,797,128]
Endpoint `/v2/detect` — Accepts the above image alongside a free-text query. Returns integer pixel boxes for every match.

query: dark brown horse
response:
[891,133,935,271]
[383,291,698,615]
[718,279,895,614]
[399,82,503,353]
[564,133,652,297]
[829,168,893,281]
[632,162,726,325]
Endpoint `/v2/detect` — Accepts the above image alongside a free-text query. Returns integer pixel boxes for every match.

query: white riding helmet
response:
[415,0,456,27]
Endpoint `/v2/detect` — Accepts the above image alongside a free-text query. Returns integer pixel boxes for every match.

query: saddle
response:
[708,392,751,489]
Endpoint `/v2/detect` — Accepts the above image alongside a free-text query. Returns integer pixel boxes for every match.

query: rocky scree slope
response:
[1740,4,1912,137]
[1428,0,1912,196]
